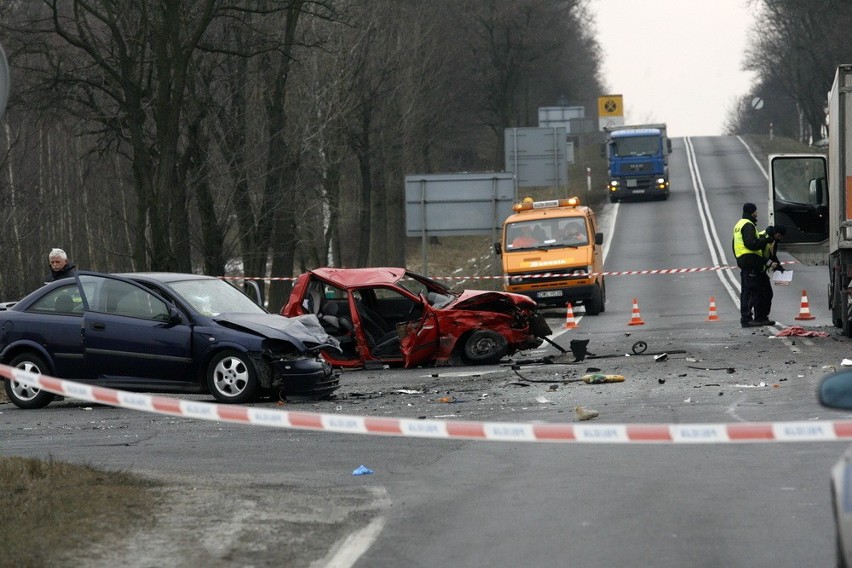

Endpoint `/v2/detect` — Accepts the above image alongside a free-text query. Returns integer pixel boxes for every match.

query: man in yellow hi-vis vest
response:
[732,203,775,327]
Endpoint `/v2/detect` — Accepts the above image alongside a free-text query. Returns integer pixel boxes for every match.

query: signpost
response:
[405,173,515,275]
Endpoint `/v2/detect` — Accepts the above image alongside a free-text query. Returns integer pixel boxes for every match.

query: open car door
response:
[400,300,439,368]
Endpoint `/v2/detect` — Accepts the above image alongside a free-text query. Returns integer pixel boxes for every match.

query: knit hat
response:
[743,202,757,215]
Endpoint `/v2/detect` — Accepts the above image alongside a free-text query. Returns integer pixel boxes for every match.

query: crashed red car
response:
[281,267,551,368]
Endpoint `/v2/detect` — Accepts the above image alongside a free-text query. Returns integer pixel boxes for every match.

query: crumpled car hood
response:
[448,290,536,311]
[212,313,341,352]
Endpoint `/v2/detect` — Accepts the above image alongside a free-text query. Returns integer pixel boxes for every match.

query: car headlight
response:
[574,266,591,276]
[509,276,525,285]
[656,177,666,185]
[609,180,619,188]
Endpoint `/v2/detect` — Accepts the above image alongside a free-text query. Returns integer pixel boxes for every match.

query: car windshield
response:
[398,271,452,296]
[168,278,267,316]
[505,218,588,251]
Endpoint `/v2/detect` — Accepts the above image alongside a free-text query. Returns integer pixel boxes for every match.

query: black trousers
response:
[740,269,773,322]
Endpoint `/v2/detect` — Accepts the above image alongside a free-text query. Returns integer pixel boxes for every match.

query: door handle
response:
[91,322,105,330]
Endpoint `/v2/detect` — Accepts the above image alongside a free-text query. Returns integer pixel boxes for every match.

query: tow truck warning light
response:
[513,196,580,212]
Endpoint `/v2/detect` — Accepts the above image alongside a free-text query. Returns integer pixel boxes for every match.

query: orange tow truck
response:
[494,197,606,314]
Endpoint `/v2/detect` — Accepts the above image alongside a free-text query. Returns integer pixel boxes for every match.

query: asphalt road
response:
[2,135,850,567]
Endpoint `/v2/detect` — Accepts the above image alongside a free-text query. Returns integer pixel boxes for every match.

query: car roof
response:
[114,272,219,284]
[309,267,406,288]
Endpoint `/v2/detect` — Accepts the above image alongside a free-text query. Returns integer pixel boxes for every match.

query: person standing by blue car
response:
[45,248,77,283]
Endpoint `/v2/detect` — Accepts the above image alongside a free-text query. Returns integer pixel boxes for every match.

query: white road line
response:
[684,137,742,307]
[316,515,387,568]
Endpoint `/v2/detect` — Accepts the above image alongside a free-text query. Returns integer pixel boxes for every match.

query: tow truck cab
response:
[494,197,606,314]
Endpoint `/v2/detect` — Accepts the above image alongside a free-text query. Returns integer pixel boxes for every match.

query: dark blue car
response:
[1,272,339,409]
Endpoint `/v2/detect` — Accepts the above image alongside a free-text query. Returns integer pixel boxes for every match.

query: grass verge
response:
[0,455,160,566]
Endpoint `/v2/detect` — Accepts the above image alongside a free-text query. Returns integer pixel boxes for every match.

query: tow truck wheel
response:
[584,284,604,316]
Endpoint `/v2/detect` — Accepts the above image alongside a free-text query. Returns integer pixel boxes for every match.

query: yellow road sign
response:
[598,95,623,117]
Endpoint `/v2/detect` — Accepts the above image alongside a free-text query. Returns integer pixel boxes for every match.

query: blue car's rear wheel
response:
[206,350,259,404]
[5,353,55,409]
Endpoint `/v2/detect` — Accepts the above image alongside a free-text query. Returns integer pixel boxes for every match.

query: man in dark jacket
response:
[45,248,77,283]
[732,203,775,327]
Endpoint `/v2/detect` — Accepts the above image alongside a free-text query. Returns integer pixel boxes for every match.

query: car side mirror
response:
[494,242,502,255]
[595,232,603,246]
[168,306,182,324]
[818,371,852,409]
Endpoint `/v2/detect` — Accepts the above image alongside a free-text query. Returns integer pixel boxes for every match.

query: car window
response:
[79,275,170,321]
[113,287,170,320]
[373,287,407,301]
[27,284,83,315]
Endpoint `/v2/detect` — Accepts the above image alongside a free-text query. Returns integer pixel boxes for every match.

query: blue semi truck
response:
[603,123,671,202]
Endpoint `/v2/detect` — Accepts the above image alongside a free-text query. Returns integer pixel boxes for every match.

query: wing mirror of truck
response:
[666,139,672,154]
[494,242,502,256]
[808,177,827,206]
[595,232,603,246]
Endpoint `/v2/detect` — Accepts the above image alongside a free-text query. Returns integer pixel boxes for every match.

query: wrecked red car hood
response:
[447,290,537,310]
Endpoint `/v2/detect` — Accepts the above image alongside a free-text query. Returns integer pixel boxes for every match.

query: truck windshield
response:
[505,219,588,251]
[612,135,659,157]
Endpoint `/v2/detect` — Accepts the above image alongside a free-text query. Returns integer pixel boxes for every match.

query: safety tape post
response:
[1,366,846,445]
[219,261,797,282]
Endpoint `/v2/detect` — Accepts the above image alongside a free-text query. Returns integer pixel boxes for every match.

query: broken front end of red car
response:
[282,268,552,369]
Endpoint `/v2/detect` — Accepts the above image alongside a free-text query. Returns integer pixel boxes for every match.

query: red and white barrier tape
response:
[2,367,844,444]
[219,261,796,282]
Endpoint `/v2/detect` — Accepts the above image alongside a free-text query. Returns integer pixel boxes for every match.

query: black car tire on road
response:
[206,350,259,404]
[463,330,509,364]
[5,353,55,409]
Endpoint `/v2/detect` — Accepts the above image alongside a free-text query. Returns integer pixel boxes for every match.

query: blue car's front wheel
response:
[206,350,259,404]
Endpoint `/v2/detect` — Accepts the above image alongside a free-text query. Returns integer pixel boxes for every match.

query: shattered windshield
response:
[167,278,266,316]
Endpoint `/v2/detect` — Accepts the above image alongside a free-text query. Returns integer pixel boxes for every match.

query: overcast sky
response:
[590,0,761,138]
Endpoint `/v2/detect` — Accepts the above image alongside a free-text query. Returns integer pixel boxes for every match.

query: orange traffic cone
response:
[563,302,577,329]
[795,289,815,321]
[706,296,720,322]
[627,298,645,326]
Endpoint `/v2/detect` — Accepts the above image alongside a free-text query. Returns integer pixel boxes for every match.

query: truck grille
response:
[509,269,589,287]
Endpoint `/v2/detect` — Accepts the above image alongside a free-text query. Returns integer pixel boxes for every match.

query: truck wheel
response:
[463,330,508,365]
[609,196,618,203]
[832,273,844,328]
[584,284,604,316]
[5,353,55,409]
